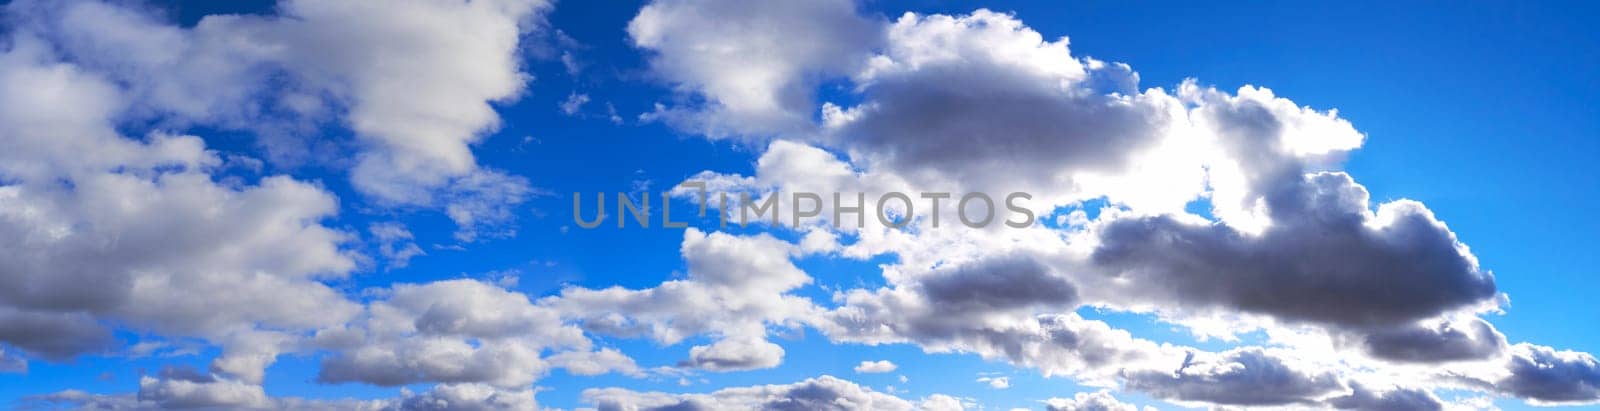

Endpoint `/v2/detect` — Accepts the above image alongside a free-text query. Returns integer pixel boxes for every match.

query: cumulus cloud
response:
[814,253,1177,384]
[680,336,786,371]
[1359,316,1507,363]
[855,360,897,373]
[5,0,550,239]
[1088,172,1496,328]
[1044,390,1148,411]
[583,375,925,411]
[0,309,113,361]
[1121,348,1344,407]
[21,380,528,411]
[1326,384,1443,411]
[0,26,358,383]
[552,229,818,371]
[1460,343,1600,405]
[314,279,606,388]
[390,383,540,411]
[817,255,1080,342]
[5,1,1598,410]
[821,11,1192,205]
[136,374,272,410]
[629,0,879,137]
[630,5,1600,407]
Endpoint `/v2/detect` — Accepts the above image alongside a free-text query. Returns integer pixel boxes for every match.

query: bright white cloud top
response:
[1,0,1597,410]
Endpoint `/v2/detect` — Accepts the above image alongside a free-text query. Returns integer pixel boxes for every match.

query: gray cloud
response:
[5,1,1599,410]
[1091,172,1496,328]
[315,279,601,388]
[823,11,1180,199]
[919,256,1077,315]
[819,255,1083,348]
[1122,348,1343,406]
[0,346,25,373]
[20,380,524,411]
[1475,343,1600,405]
[1327,384,1443,411]
[0,309,113,360]
[0,26,359,378]
[584,375,921,411]
[1360,317,1506,363]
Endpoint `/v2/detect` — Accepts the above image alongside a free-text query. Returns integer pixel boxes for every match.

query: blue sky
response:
[1,1,1598,410]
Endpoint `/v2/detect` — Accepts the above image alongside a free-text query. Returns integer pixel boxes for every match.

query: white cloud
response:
[136,375,271,410]
[681,336,785,371]
[391,383,540,411]
[371,222,426,269]
[634,3,1600,407]
[0,33,359,383]
[1045,390,1147,411]
[977,376,1010,390]
[551,228,818,371]
[314,279,605,388]
[584,375,928,411]
[7,0,552,238]
[919,394,966,411]
[561,92,591,115]
[24,379,531,411]
[855,360,897,373]
[3,1,1598,410]
[629,0,878,137]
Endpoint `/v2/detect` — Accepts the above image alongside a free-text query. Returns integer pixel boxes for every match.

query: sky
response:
[0,0,1598,410]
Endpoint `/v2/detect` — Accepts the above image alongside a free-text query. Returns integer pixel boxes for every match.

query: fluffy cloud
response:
[629,0,878,137]
[136,373,272,410]
[1088,172,1495,328]
[5,1,1598,410]
[583,375,928,411]
[315,279,607,388]
[1460,343,1600,405]
[389,383,540,411]
[1121,348,1344,406]
[0,28,358,382]
[822,11,1192,205]
[635,3,1600,406]
[0,0,571,386]
[0,309,113,361]
[552,229,818,371]
[1358,316,1507,363]
[680,336,786,371]
[855,360,897,373]
[6,0,549,239]
[22,380,528,411]
[1326,384,1443,411]
[1044,390,1148,411]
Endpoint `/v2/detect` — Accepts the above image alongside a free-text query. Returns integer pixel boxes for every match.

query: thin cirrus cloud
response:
[0,0,1596,410]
